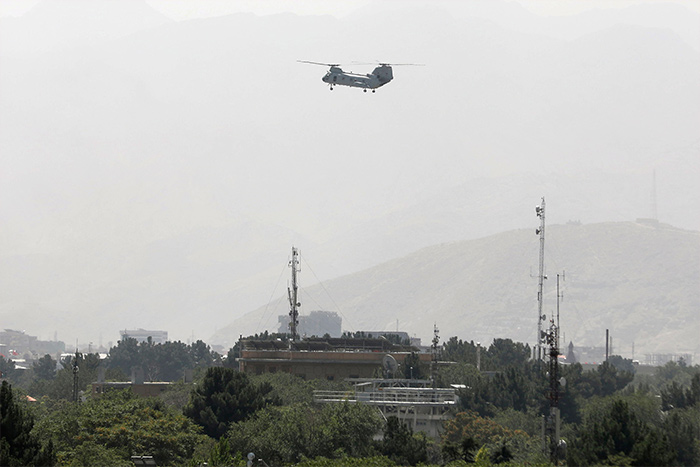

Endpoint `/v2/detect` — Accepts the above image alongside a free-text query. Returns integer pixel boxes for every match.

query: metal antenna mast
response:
[431,323,440,389]
[287,246,301,341]
[535,197,546,360]
[541,272,567,463]
[556,271,565,349]
[72,348,81,403]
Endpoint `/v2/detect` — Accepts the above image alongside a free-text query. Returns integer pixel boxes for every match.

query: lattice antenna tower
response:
[72,348,81,403]
[431,323,440,389]
[556,271,565,349]
[535,197,547,360]
[287,246,301,341]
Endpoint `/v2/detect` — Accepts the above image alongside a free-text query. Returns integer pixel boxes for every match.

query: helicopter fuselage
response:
[322,65,393,90]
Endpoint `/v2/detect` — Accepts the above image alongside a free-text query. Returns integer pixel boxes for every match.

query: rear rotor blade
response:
[298,60,340,67]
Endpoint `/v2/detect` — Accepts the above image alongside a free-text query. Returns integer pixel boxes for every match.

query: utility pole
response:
[535,197,546,360]
[287,246,301,341]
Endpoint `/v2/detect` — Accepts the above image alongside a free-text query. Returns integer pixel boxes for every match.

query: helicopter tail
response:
[373,65,393,85]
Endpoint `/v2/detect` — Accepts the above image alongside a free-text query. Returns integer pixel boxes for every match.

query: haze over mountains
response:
[214,221,700,358]
[1,0,698,356]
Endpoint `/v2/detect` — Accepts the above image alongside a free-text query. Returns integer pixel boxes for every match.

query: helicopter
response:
[298,61,421,92]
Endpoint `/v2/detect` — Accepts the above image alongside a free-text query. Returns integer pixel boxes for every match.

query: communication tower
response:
[431,323,440,388]
[72,348,81,403]
[287,247,301,341]
[535,198,546,360]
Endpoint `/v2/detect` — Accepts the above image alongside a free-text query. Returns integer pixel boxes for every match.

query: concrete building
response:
[238,336,431,380]
[119,329,168,344]
[277,310,342,338]
[0,329,65,359]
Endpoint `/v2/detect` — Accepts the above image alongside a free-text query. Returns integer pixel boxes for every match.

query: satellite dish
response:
[382,354,398,378]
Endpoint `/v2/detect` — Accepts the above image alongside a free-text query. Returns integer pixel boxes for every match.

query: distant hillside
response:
[211,222,700,358]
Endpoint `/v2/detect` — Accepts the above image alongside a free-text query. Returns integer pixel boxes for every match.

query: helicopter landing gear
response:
[363,89,367,93]
[372,89,376,93]
[329,86,334,91]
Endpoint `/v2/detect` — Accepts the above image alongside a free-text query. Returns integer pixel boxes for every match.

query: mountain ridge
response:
[211,221,700,359]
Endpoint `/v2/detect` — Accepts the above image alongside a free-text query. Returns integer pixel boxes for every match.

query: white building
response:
[119,329,168,344]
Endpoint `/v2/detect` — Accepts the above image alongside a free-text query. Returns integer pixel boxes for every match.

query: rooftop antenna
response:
[535,197,547,360]
[287,247,301,341]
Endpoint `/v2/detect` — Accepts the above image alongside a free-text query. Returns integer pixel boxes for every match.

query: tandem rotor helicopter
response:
[298,60,423,92]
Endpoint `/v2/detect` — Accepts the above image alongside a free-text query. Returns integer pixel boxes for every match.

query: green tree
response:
[0,381,55,466]
[608,355,636,375]
[484,339,530,370]
[223,345,239,369]
[32,354,57,380]
[184,367,276,438]
[60,441,132,467]
[228,402,382,465]
[207,437,234,467]
[661,372,700,410]
[107,337,140,376]
[190,339,219,368]
[662,407,700,466]
[568,398,675,466]
[380,416,427,466]
[34,389,207,466]
[442,337,479,365]
[435,362,480,389]
[0,355,18,384]
[575,362,634,398]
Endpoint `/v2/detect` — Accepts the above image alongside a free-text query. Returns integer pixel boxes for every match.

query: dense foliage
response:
[109,338,220,381]
[0,381,55,466]
[33,389,207,466]
[183,367,277,438]
[1,337,698,466]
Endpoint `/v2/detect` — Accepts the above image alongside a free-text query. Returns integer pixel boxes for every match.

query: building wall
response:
[239,349,432,380]
[278,310,343,338]
[119,329,168,344]
[0,329,65,359]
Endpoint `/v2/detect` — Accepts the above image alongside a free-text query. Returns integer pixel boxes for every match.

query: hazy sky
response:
[1,0,698,349]
[2,0,699,19]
